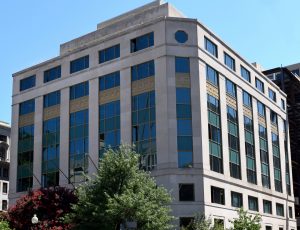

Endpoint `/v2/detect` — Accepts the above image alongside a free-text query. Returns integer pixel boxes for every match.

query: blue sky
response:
[1,0,299,124]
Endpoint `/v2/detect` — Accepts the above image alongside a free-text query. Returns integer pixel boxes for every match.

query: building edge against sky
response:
[10,0,296,229]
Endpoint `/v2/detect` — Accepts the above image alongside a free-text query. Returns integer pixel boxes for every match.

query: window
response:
[175,30,188,43]
[276,203,284,216]
[176,58,193,168]
[268,88,276,102]
[241,65,251,82]
[99,44,120,64]
[208,95,223,173]
[132,91,156,170]
[2,200,7,211]
[281,99,285,110]
[270,110,277,124]
[2,182,7,194]
[99,71,120,91]
[69,109,89,183]
[3,168,8,178]
[289,206,293,218]
[206,65,218,86]
[175,57,190,73]
[205,37,218,57]
[259,125,270,189]
[179,217,194,228]
[179,184,194,201]
[20,75,36,91]
[244,116,256,184]
[0,135,7,142]
[131,32,154,53]
[265,226,272,230]
[17,124,34,192]
[257,101,265,117]
[211,186,225,205]
[224,52,235,71]
[44,66,61,83]
[255,78,264,93]
[42,117,60,187]
[70,81,89,100]
[226,79,236,98]
[99,101,120,156]
[214,219,224,228]
[19,99,35,115]
[131,60,155,81]
[44,91,60,108]
[248,196,258,211]
[263,200,272,214]
[231,191,243,208]
[227,106,241,179]
[70,55,89,74]
[243,91,252,107]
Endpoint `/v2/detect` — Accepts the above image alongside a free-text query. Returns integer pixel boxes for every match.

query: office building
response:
[264,64,300,229]
[10,1,296,228]
[0,122,10,211]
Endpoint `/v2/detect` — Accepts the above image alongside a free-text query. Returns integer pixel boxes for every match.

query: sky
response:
[0,0,299,124]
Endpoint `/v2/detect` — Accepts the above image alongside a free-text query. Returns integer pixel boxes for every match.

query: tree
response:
[66,145,174,230]
[181,214,223,230]
[8,186,77,230]
[229,208,261,230]
[0,220,11,230]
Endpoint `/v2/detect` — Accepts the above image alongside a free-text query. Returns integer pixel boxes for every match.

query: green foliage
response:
[229,208,261,230]
[0,220,12,230]
[180,214,223,230]
[66,145,174,230]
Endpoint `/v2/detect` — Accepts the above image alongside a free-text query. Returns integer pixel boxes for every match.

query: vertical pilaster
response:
[237,88,247,181]
[155,56,177,169]
[120,68,132,145]
[59,88,70,186]
[88,78,99,176]
[252,98,262,186]
[278,116,286,195]
[33,96,43,188]
[219,74,229,177]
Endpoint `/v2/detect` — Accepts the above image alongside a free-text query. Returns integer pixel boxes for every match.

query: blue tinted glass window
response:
[131,32,154,53]
[241,65,250,82]
[70,81,89,100]
[99,72,120,91]
[243,91,252,107]
[205,37,218,57]
[70,55,89,74]
[206,65,218,86]
[255,78,264,93]
[175,31,188,43]
[224,52,235,71]
[268,88,276,102]
[176,88,191,104]
[99,44,120,64]
[20,75,36,91]
[177,120,192,136]
[20,99,35,115]
[131,60,155,81]
[178,152,193,168]
[226,79,236,98]
[44,66,61,83]
[44,91,60,108]
[257,101,265,117]
[175,57,190,73]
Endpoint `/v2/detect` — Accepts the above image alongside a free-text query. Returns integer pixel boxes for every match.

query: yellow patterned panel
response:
[206,82,219,99]
[43,105,60,120]
[19,113,34,127]
[271,124,278,134]
[226,95,237,109]
[70,96,89,113]
[99,87,120,104]
[243,106,253,118]
[132,76,155,96]
[258,116,266,126]
[175,73,190,88]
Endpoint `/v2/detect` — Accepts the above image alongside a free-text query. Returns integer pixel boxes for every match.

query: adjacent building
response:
[10,1,296,228]
[263,64,300,229]
[0,122,10,211]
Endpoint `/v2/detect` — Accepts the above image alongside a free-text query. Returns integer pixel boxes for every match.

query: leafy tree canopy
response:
[66,145,174,230]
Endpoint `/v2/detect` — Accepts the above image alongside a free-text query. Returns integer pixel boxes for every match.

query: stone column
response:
[88,78,99,176]
[59,88,70,186]
[33,96,43,188]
